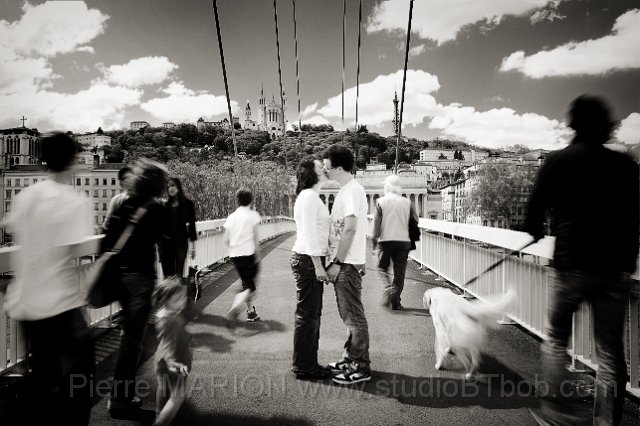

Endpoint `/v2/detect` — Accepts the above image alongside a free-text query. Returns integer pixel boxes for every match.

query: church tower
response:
[245,102,251,121]
[258,84,266,126]
[392,90,400,137]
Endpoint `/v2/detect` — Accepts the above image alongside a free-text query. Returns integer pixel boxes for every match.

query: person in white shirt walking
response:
[290,159,332,380]
[322,145,372,385]
[4,132,94,425]
[224,189,262,322]
[372,175,418,310]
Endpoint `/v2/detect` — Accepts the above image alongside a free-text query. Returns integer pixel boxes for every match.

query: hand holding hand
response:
[326,263,340,283]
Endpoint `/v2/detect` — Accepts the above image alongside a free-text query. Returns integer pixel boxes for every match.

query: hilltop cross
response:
[20,116,27,127]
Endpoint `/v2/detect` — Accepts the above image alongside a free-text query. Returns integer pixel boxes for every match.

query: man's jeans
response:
[334,263,371,373]
[290,253,324,373]
[111,272,155,401]
[377,241,411,308]
[542,270,630,426]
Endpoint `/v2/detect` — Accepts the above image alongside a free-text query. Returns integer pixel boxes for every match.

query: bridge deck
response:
[3,233,639,425]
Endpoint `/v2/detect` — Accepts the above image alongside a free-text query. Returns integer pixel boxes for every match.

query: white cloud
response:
[530,1,565,25]
[616,112,640,145]
[429,104,571,149]
[141,81,237,123]
[300,102,318,117]
[408,44,426,58]
[367,0,550,45]
[501,9,640,78]
[0,1,109,96]
[102,56,178,87]
[316,69,440,128]
[0,84,142,131]
[301,115,331,126]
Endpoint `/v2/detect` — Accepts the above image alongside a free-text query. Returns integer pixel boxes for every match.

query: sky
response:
[0,0,639,150]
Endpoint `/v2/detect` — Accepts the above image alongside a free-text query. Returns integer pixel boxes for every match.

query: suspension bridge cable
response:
[395,0,413,174]
[341,0,346,125]
[356,0,362,131]
[273,0,287,169]
[293,0,301,132]
[211,0,237,160]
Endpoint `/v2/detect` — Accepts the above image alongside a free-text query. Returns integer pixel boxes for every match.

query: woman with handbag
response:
[100,159,177,417]
[161,177,197,282]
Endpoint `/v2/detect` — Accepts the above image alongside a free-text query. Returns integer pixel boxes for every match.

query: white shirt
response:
[292,188,330,256]
[4,180,92,320]
[224,206,261,257]
[328,179,368,265]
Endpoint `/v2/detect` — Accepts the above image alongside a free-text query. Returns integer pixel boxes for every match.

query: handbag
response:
[85,204,149,308]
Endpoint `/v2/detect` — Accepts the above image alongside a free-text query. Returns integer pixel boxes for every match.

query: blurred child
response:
[152,277,192,426]
[224,189,262,322]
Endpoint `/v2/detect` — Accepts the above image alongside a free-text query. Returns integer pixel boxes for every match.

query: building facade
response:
[0,127,41,167]
[419,148,488,162]
[244,87,287,139]
[196,116,239,131]
[130,121,150,131]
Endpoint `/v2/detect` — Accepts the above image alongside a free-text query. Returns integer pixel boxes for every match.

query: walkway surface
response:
[2,233,639,425]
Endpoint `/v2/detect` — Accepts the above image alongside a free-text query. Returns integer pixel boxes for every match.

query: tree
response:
[468,162,537,229]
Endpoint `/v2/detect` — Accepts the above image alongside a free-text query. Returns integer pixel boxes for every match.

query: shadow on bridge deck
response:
[2,233,639,425]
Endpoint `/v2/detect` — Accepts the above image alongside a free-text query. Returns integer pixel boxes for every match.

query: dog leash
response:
[463,239,536,288]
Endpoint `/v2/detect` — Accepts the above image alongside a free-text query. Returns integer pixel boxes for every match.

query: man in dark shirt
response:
[526,95,639,426]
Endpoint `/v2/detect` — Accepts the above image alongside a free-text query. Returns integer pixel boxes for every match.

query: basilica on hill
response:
[243,86,287,139]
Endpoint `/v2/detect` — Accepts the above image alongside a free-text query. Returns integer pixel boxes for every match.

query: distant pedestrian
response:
[4,132,94,425]
[152,276,192,426]
[101,159,177,417]
[102,165,133,232]
[290,159,332,379]
[224,189,262,322]
[322,145,372,385]
[161,177,197,280]
[526,95,639,426]
[372,175,417,310]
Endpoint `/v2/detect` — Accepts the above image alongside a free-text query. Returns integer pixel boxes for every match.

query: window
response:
[15,189,20,195]
[23,180,29,187]
[103,178,107,185]
[95,216,99,225]
[94,178,99,186]
[102,203,107,211]
[15,179,20,187]
[93,190,98,198]
[85,190,89,197]
[5,190,11,199]
[7,179,11,187]
[85,178,90,185]
[94,202,99,210]
[76,178,81,186]
[111,178,116,185]
[5,203,10,213]
[33,179,37,184]
[102,190,107,197]
[111,189,116,196]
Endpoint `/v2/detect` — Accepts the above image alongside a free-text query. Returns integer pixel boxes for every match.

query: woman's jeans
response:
[290,253,324,373]
[541,270,630,426]
[111,272,155,402]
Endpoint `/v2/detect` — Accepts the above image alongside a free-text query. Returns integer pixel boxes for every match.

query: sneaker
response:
[108,396,142,416]
[326,359,351,373]
[246,306,260,322]
[391,304,403,311]
[332,368,372,385]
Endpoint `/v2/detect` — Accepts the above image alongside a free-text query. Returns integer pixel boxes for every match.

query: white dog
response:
[423,287,514,379]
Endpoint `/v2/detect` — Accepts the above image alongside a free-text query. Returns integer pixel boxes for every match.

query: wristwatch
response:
[329,258,344,268]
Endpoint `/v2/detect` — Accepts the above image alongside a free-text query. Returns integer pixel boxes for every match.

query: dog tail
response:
[465,289,515,327]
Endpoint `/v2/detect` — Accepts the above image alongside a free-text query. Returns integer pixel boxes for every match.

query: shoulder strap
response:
[111,201,153,253]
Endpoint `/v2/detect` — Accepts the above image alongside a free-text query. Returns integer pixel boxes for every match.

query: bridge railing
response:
[0,216,295,375]
[367,217,639,397]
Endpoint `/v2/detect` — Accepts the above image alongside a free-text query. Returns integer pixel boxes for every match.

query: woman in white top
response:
[290,159,332,379]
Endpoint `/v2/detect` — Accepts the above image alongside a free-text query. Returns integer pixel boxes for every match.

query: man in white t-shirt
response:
[4,133,94,425]
[224,189,262,322]
[323,145,371,385]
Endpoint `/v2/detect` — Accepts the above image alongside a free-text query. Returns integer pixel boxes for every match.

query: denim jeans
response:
[23,308,95,425]
[290,253,324,373]
[111,272,155,401]
[541,270,630,426]
[377,241,411,308]
[333,263,371,373]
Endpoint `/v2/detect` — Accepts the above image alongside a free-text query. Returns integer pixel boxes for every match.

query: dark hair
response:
[130,159,168,198]
[236,189,252,207]
[568,95,616,143]
[167,177,185,203]
[118,166,132,181]
[323,145,354,172]
[152,276,186,308]
[40,132,78,172]
[295,159,319,195]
